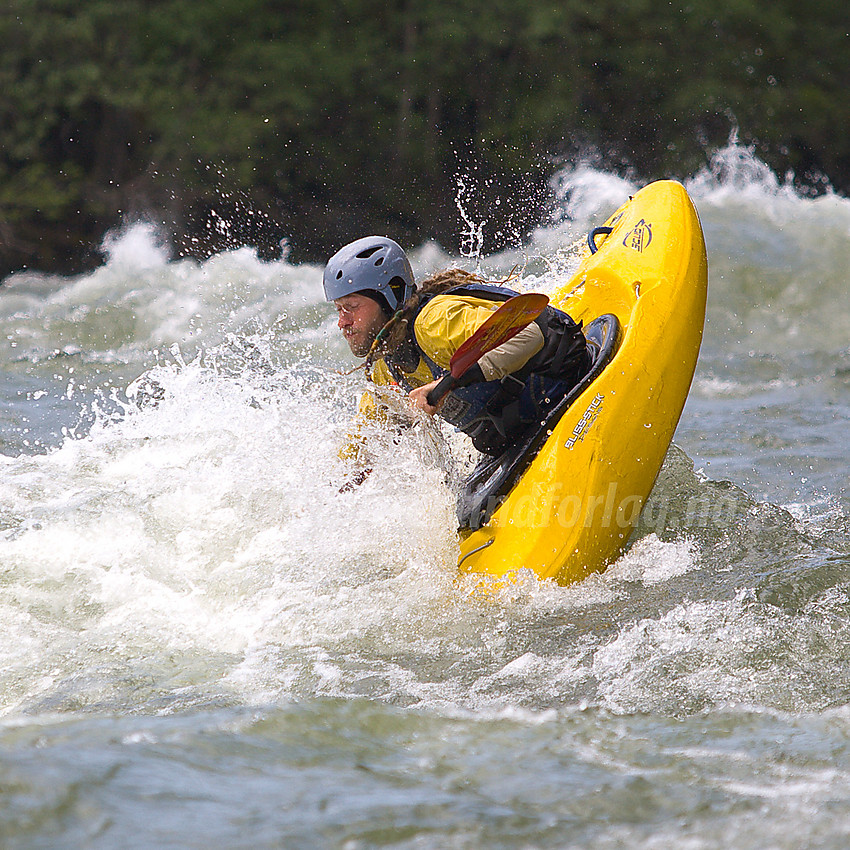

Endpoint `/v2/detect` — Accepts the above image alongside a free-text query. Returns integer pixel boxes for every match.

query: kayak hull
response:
[457,180,708,585]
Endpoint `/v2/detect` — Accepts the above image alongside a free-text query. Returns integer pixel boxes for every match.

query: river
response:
[2,140,850,848]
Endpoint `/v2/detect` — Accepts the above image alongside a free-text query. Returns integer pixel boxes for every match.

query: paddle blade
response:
[448,292,549,378]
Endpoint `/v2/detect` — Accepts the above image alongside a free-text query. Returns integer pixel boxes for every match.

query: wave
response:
[1,138,849,721]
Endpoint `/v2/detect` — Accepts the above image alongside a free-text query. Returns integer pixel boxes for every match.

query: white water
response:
[2,141,850,848]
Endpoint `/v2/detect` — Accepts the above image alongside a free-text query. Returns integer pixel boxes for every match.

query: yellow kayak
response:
[456,180,708,585]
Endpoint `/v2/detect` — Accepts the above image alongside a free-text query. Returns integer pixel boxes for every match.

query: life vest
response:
[380,283,591,454]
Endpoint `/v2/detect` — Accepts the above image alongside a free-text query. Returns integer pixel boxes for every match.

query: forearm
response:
[477,323,544,380]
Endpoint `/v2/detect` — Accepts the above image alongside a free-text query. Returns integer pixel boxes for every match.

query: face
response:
[334,293,388,357]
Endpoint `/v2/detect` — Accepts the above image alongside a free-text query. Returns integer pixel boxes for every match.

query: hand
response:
[409,380,444,416]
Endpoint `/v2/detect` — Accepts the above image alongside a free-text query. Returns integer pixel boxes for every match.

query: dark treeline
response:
[1,0,848,277]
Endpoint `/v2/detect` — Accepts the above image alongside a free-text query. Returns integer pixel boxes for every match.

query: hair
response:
[363,267,514,374]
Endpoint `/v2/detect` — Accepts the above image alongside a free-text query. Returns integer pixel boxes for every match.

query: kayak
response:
[455,180,708,586]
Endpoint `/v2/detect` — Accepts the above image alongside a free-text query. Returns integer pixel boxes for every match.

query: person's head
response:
[323,236,415,357]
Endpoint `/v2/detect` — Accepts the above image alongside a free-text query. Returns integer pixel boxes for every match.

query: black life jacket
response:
[381,282,591,455]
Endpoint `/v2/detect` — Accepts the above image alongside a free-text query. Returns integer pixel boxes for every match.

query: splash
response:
[686,130,830,203]
[0,341,461,715]
[548,163,635,225]
[455,174,487,266]
[101,221,171,270]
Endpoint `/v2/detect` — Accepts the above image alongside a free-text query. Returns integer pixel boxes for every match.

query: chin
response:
[348,339,370,357]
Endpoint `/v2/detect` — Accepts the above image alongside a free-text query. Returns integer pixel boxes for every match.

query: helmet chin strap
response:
[362,309,407,374]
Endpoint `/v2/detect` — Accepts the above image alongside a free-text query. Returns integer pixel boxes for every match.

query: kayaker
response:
[324,236,592,457]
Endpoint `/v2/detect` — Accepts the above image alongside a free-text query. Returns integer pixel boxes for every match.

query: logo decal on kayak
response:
[566,393,603,449]
[623,219,652,252]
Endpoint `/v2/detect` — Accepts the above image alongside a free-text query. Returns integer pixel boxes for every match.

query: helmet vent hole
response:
[374,257,384,266]
[335,270,343,279]
[356,246,381,259]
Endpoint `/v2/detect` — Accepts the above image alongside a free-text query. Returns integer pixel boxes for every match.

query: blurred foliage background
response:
[1,0,848,276]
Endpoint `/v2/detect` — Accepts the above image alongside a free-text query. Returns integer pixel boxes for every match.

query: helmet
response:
[322,236,415,312]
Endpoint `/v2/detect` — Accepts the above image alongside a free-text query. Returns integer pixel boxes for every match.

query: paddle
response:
[425,292,549,406]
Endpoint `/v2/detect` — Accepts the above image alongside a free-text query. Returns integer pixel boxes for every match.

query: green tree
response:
[2,0,849,277]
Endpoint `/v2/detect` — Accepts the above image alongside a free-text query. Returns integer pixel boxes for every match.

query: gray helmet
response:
[322,236,415,312]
